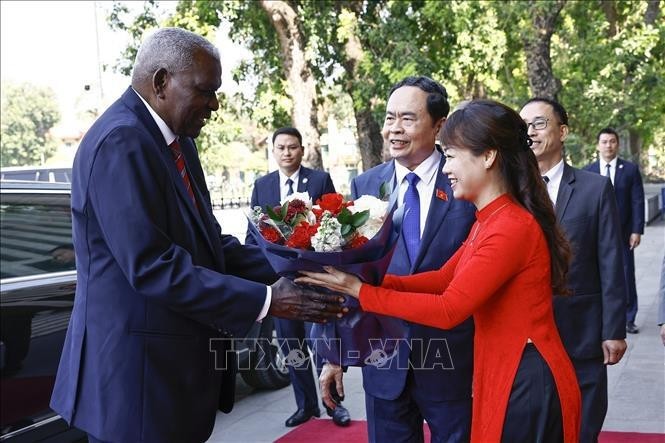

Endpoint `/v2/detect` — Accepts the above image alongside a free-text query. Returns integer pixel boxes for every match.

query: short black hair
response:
[272,127,303,146]
[597,127,619,143]
[388,76,450,122]
[522,97,569,126]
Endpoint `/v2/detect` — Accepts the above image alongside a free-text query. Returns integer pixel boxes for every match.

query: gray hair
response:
[131,27,219,84]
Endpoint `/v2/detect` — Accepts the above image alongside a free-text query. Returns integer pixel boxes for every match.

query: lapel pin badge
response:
[302,177,308,184]
[436,189,448,201]
[618,164,624,169]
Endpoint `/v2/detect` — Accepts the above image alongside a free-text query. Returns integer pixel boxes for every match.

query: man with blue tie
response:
[584,127,645,334]
[318,76,476,442]
[247,127,351,427]
[49,28,344,443]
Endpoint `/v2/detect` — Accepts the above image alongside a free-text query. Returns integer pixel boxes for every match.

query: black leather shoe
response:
[626,322,639,334]
[326,404,351,427]
[285,408,321,427]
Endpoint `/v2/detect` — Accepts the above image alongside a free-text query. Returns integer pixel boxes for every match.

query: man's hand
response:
[269,277,346,323]
[602,339,627,365]
[319,362,344,411]
[629,233,641,250]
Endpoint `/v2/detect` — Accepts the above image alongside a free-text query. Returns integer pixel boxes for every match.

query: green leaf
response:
[280,202,289,220]
[379,182,389,200]
[336,207,353,224]
[350,210,370,228]
[266,205,281,221]
[341,224,353,237]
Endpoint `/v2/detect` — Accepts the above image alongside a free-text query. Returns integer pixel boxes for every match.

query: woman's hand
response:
[295,266,363,298]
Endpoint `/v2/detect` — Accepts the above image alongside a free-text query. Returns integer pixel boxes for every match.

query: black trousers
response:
[501,344,563,443]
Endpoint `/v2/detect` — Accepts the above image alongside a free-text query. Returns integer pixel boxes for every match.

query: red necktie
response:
[169,140,197,206]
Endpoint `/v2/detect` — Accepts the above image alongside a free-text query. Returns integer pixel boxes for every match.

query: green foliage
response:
[108,0,664,175]
[1,82,61,167]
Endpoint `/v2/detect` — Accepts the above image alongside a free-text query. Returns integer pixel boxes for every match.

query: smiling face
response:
[519,101,568,173]
[382,86,444,170]
[156,48,221,138]
[441,145,493,206]
[597,132,619,163]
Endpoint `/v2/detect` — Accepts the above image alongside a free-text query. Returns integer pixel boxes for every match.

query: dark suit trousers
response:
[501,344,563,443]
[275,318,322,410]
[624,245,638,323]
[365,369,471,443]
[571,357,608,443]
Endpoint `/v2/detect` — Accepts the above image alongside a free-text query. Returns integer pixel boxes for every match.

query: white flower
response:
[349,195,388,239]
[349,195,388,220]
[312,211,343,252]
[280,191,312,208]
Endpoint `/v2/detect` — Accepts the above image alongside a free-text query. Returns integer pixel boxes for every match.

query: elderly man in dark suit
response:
[50,28,344,443]
[520,98,627,443]
[583,127,645,334]
[318,76,476,443]
[246,127,350,427]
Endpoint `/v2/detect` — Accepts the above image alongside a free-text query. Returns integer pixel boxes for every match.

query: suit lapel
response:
[614,158,624,188]
[169,140,219,261]
[590,160,601,174]
[412,157,451,271]
[555,163,575,222]
[269,171,281,205]
[298,166,310,195]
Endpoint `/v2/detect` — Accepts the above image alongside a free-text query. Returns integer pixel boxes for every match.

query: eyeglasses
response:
[526,118,550,130]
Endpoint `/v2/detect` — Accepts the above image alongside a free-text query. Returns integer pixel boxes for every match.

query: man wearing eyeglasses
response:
[520,98,627,443]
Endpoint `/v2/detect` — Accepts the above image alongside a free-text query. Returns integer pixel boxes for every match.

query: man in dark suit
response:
[583,127,645,334]
[318,76,476,442]
[520,98,627,443]
[246,127,350,427]
[49,28,343,443]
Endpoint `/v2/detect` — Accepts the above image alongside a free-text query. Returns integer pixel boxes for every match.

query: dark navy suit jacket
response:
[552,164,627,360]
[351,156,476,401]
[51,87,277,442]
[245,167,336,245]
[583,158,645,241]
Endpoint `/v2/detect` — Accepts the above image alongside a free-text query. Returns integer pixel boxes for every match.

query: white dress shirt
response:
[542,158,565,206]
[133,88,271,321]
[602,157,618,185]
[394,149,441,237]
[278,168,301,202]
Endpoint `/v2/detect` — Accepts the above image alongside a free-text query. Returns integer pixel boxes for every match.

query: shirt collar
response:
[604,157,618,168]
[394,149,441,185]
[278,167,301,186]
[542,158,564,184]
[132,88,177,146]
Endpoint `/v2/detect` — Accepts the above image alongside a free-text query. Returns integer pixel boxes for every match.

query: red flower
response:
[260,226,283,244]
[316,193,345,216]
[286,222,315,249]
[285,199,307,223]
[345,234,369,249]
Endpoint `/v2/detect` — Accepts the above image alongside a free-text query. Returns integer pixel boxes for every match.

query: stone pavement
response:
[207,212,665,442]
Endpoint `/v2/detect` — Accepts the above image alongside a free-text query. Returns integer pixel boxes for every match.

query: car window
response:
[2,171,37,181]
[0,195,74,279]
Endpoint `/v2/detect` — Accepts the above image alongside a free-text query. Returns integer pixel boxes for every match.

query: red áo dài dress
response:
[359,194,581,442]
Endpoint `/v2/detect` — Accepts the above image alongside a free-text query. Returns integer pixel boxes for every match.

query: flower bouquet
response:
[247,190,405,366]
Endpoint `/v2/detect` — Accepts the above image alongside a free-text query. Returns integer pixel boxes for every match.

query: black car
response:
[0,181,289,441]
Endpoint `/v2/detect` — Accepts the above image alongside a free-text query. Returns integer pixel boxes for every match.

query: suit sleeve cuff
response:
[256,286,271,322]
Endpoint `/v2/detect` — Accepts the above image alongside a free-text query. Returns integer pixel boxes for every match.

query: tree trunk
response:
[353,108,384,171]
[259,0,323,170]
[338,4,384,171]
[522,0,565,99]
[600,0,618,37]
[645,0,661,25]
[628,128,642,166]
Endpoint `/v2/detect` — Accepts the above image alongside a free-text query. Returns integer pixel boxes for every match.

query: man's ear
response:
[560,124,569,143]
[435,117,446,136]
[152,68,169,99]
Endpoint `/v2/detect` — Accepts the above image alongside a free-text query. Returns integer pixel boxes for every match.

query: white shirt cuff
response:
[256,286,272,322]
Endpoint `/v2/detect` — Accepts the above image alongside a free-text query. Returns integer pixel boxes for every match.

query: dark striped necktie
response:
[169,140,197,206]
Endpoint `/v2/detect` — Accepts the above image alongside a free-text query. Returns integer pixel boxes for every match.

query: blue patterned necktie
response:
[403,172,421,265]
[286,178,294,196]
